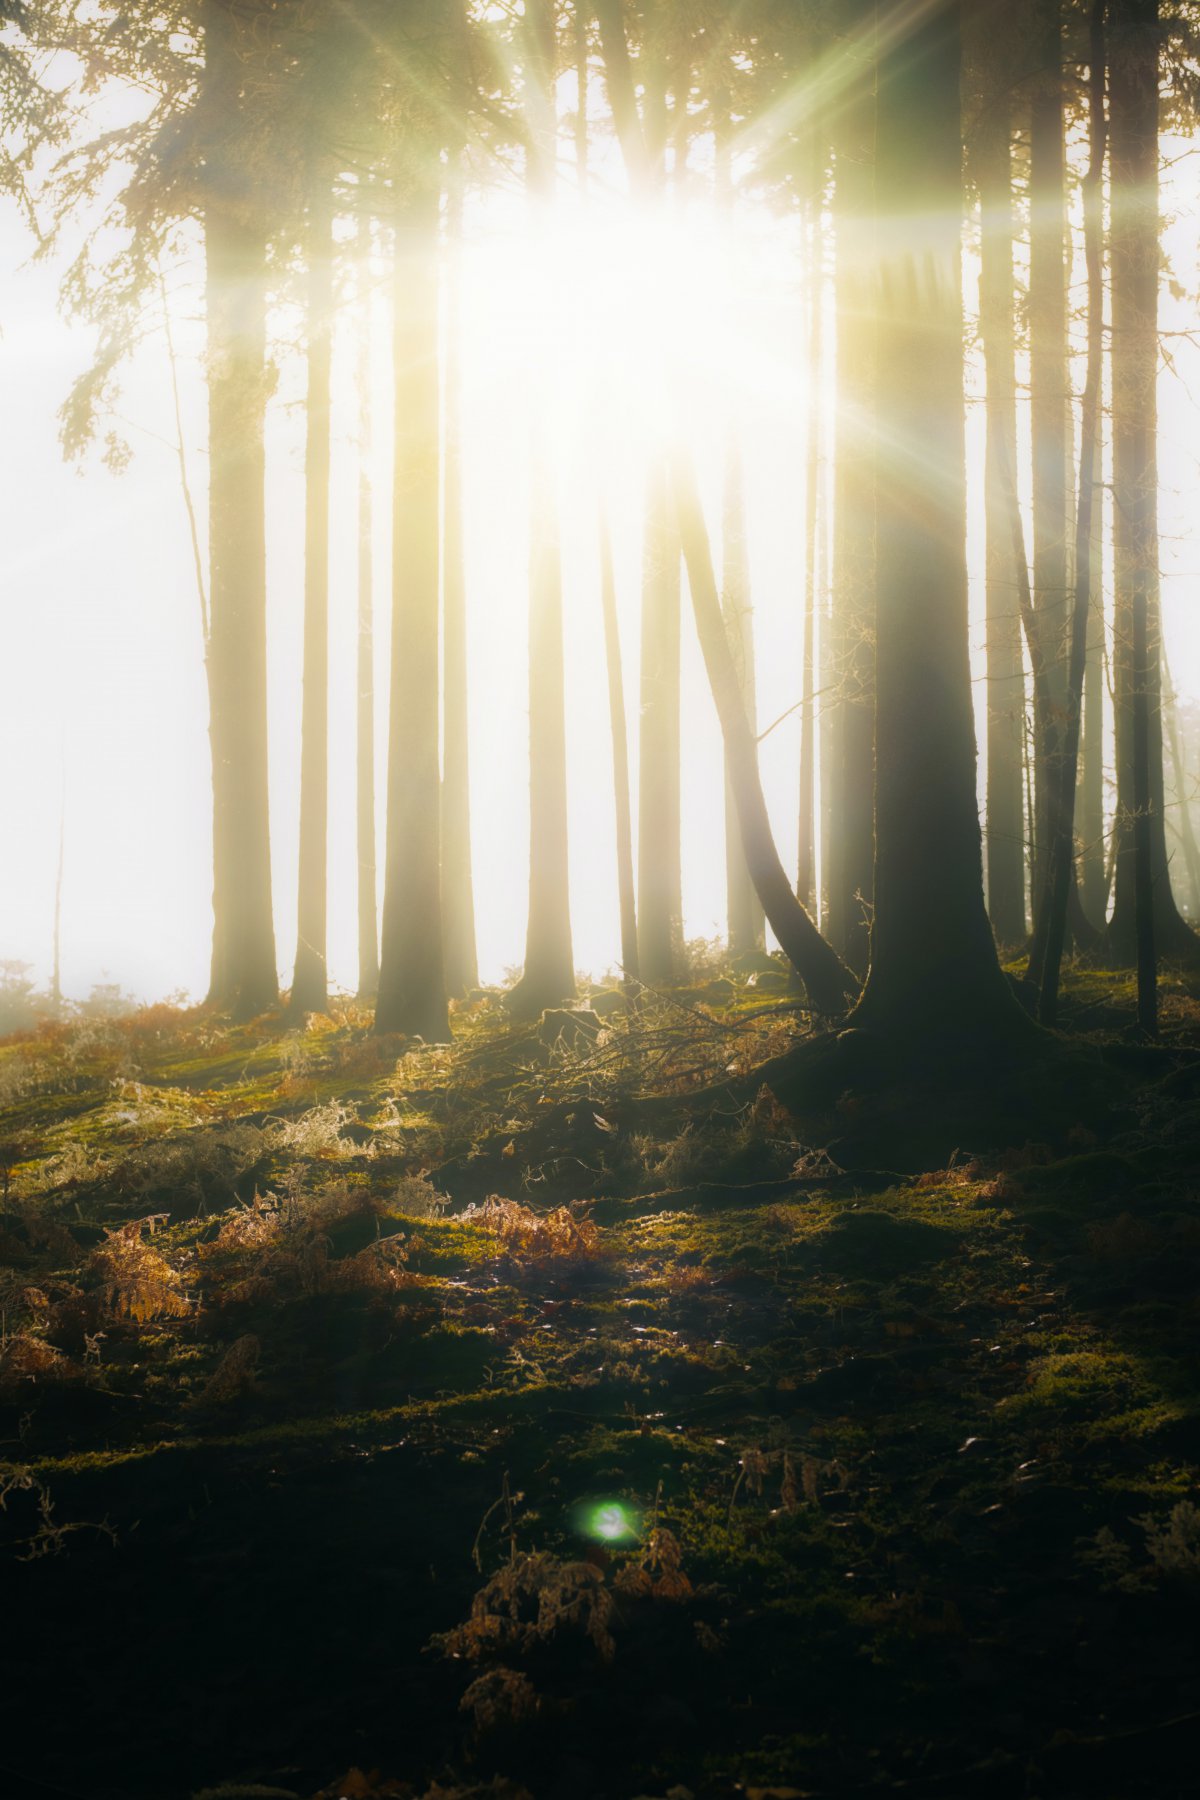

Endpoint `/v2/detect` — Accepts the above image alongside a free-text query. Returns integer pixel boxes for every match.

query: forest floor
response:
[2,961,1200,1800]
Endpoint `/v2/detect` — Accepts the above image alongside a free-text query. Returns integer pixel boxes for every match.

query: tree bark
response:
[375,175,450,1041]
[852,0,1024,1041]
[203,1,278,1019]
[290,171,333,1017]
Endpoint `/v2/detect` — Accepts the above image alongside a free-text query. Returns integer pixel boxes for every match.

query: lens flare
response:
[583,1500,638,1543]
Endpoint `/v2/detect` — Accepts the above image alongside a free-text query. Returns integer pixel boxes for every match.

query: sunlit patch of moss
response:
[997,1348,1156,1421]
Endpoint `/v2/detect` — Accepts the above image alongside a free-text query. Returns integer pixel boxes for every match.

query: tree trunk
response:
[355,212,379,1002]
[203,1,278,1019]
[1163,647,1200,919]
[1079,397,1106,926]
[637,460,684,985]
[974,74,1026,946]
[797,181,821,917]
[441,148,479,998]
[852,0,1024,1041]
[290,173,333,1017]
[827,24,875,974]
[1106,0,1196,963]
[509,0,576,1017]
[1027,2,1070,925]
[375,176,450,1041]
[599,504,639,991]
[673,450,856,1015]
[714,88,764,960]
[1033,0,1105,1028]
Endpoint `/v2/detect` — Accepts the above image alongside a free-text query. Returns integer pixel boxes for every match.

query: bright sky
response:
[1,84,1199,1006]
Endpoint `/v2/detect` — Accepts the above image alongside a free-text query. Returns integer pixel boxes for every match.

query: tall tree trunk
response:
[827,23,875,974]
[203,1,278,1019]
[974,70,1026,946]
[1106,0,1195,963]
[375,175,450,1041]
[714,87,764,960]
[1079,397,1107,925]
[721,437,765,956]
[355,212,379,1001]
[797,181,822,917]
[853,0,1023,1040]
[599,505,639,991]
[291,172,333,1017]
[1033,0,1105,1027]
[637,462,683,985]
[441,149,479,998]
[673,452,856,1015]
[1027,1,1070,925]
[509,0,576,1017]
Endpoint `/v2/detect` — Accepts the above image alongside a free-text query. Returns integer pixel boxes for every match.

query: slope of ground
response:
[1,969,1199,1800]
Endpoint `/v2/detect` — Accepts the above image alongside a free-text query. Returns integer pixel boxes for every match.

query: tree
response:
[202,0,279,1018]
[967,22,1027,946]
[851,0,1025,1041]
[354,209,380,1002]
[827,9,875,975]
[508,0,576,1017]
[289,162,334,1017]
[1105,0,1195,972]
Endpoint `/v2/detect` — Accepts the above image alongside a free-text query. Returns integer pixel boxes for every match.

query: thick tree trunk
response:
[827,29,875,974]
[673,452,857,1015]
[203,2,278,1019]
[375,177,450,1041]
[852,0,1024,1040]
[1106,0,1196,964]
[290,174,333,1017]
[355,214,379,1002]
[974,81,1026,946]
[509,0,576,1017]
[441,150,479,998]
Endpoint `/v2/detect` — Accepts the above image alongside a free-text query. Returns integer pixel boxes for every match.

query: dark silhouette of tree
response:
[851,0,1025,1042]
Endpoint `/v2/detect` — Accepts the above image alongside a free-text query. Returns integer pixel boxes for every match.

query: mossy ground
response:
[2,970,1200,1798]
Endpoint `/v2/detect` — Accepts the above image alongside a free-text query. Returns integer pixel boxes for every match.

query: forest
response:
[3,0,1200,1796]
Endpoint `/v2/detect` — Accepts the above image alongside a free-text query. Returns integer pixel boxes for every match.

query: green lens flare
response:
[586,1501,636,1542]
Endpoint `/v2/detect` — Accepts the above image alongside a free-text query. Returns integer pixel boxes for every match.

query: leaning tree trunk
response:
[203,0,277,1019]
[827,26,876,975]
[974,68,1027,946]
[355,211,379,1001]
[441,147,480,998]
[290,171,333,1017]
[1106,0,1195,965]
[375,175,450,1041]
[509,0,576,1017]
[673,451,857,1015]
[852,0,1025,1041]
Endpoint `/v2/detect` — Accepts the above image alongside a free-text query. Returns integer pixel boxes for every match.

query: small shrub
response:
[462,1196,601,1261]
[86,1218,189,1323]
[435,1550,615,1662]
